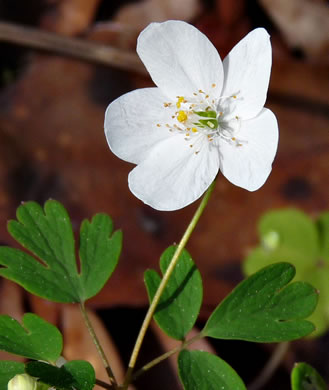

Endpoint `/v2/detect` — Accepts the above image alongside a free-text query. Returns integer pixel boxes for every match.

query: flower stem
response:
[79,302,118,387]
[132,333,204,381]
[122,180,216,388]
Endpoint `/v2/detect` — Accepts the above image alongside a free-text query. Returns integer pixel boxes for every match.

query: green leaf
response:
[26,360,95,390]
[317,212,329,262]
[243,209,329,338]
[291,362,326,390]
[243,209,318,279]
[0,200,122,303]
[0,361,25,390]
[144,246,203,340]
[302,268,329,337]
[203,263,318,342]
[79,213,122,300]
[178,350,246,390]
[0,313,62,363]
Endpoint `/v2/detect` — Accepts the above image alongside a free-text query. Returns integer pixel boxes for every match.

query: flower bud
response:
[8,374,37,390]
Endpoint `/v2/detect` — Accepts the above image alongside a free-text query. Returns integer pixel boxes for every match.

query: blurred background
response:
[0,0,328,388]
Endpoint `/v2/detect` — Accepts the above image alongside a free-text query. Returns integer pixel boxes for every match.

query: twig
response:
[248,342,290,390]
[132,333,204,381]
[95,378,114,390]
[80,303,118,387]
[0,21,146,74]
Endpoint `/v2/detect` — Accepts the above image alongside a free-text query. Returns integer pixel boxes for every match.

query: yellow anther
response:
[192,127,198,133]
[212,83,216,88]
[205,94,209,98]
[176,96,185,108]
[199,89,204,93]
[233,95,237,99]
[193,92,198,96]
[219,111,223,116]
[177,110,188,122]
[186,133,190,137]
[235,115,239,119]
[156,124,161,127]
[231,137,236,141]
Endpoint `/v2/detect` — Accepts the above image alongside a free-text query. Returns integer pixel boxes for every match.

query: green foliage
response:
[0,314,62,363]
[144,246,203,340]
[203,263,318,342]
[79,213,122,300]
[26,360,95,390]
[243,209,329,336]
[0,200,122,303]
[291,362,326,390]
[0,361,25,390]
[178,350,246,390]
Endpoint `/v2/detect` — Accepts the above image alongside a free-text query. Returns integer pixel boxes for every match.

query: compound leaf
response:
[0,313,62,363]
[203,263,318,342]
[144,246,203,340]
[178,350,246,390]
[0,200,121,303]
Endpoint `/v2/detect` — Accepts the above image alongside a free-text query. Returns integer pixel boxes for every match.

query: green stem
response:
[79,302,117,387]
[95,379,115,390]
[122,180,216,388]
[132,333,204,381]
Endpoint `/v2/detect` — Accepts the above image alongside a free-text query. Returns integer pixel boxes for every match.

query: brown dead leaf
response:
[114,0,201,31]
[260,0,329,59]
[41,0,101,35]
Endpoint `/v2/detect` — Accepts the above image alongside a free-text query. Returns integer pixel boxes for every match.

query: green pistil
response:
[193,110,219,130]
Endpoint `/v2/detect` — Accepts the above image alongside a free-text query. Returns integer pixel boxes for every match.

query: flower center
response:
[158,87,245,154]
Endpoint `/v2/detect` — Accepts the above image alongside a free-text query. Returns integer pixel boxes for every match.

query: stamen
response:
[177,110,188,123]
[176,96,185,108]
[156,124,161,127]
[212,83,216,88]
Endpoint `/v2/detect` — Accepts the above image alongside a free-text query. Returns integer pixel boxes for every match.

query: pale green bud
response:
[7,374,37,390]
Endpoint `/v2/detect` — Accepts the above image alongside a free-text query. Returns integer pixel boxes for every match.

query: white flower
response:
[105,20,279,211]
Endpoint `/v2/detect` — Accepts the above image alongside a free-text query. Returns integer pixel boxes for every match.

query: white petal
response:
[221,28,272,119]
[105,87,175,164]
[137,20,224,99]
[128,134,220,211]
[218,108,278,191]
